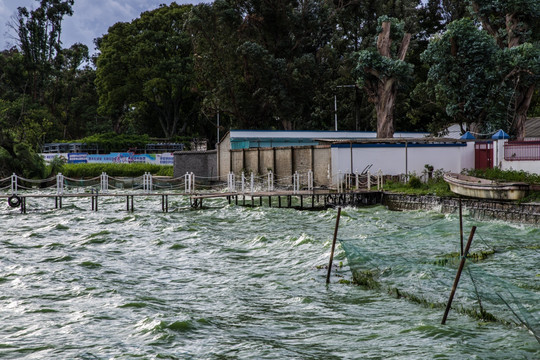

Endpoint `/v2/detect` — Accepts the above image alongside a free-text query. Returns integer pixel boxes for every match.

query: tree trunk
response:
[371,21,410,138]
[376,79,396,138]
[512,84,535,140]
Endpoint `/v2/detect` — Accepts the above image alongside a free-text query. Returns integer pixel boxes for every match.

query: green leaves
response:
[421,18,508,131]
[95,3,197,138]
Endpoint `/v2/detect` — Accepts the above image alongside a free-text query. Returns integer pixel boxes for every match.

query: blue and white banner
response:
[41,152,174,165]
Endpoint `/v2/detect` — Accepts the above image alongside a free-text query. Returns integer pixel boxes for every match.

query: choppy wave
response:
[0,195,538,358]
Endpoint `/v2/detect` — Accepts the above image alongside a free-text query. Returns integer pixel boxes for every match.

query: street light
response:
[334,85,357,131]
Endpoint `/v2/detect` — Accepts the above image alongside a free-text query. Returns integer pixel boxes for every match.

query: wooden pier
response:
[190,190,382,210]
[1,190,383,214]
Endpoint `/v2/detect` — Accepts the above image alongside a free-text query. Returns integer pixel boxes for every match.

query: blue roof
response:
[460,131,476,140]
[492,129,510,139]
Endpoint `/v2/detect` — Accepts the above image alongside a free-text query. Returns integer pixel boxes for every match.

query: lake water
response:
[0,193,538,359]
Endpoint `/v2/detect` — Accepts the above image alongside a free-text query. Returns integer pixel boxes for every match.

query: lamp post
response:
[334,85,357,131]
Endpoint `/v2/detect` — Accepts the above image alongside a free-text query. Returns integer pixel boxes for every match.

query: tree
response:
[354,16,413,138]
[471,0,540,139]
[14,0,74,102]
[421,19,505,134]
[95,3,198,138]
[189,0,339,131]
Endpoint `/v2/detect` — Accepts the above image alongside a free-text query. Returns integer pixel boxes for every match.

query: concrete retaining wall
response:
[220,145,331,186]
[173,150,217,182]
[383,193,540,224]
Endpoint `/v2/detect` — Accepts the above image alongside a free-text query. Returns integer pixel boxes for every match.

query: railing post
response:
[11,173,17,195]
[101,172,109,193]
[307,170,314,191]
[338,171,342,193]
[378,170,383,190]
[185,172,190,193]
[143,172,151,193]
[250,172,254,194]
[56,173,64,195]
[190,172,195,193]
[367,170,371,191]
[267,170,274,192]
[241,172,245,193]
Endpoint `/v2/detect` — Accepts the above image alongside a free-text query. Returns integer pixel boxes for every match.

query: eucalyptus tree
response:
[15,0,75,102]
[353,16,413,138]
[95,3,198,138]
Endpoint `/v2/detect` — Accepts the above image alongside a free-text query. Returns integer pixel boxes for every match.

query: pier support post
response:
[20,197,26,214]
[162,195,169,213]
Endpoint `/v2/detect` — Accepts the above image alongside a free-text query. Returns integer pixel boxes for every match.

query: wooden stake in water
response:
[459,197,464,256]
[326,207,342,284]
[442,225,476,324]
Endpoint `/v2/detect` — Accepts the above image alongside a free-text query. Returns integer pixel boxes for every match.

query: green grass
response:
[59,163,173,178]
[383,177,454,197]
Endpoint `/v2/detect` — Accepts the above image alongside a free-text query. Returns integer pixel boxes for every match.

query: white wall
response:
[330,142,475,184]
[496,139,540,173]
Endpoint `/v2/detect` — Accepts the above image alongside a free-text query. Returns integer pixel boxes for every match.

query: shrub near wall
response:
[61,164,173,178]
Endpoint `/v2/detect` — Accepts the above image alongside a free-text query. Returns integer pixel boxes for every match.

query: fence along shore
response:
[1,170,384,213]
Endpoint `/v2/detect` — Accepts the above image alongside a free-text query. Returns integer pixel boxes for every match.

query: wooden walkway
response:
[190,190,382,210]
[1,189,383,213]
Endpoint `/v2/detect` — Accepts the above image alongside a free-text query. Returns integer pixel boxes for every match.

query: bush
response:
[408,176,423,189]
[465,168,540,184]
[61,163,173,178]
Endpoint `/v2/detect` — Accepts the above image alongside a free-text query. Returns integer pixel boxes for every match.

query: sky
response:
[0,0,211,54]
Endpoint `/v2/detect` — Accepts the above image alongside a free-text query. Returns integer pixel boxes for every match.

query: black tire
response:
[8,195,21,208]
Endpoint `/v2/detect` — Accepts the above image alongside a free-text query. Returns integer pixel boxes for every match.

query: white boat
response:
[443,172,530,200]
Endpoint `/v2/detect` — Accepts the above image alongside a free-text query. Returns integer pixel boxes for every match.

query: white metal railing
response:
[56,173,64,195]
[101,172,109,193]
[143,172,153,193]
[184,172,195,193]
[227,172,236,192]
[293,171,300,194]
[267,171,274,191]
[11,173,17,195]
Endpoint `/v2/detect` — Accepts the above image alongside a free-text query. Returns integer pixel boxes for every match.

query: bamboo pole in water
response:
[442,225,476,324]
[326,207,342,284]
[459,197,464,256]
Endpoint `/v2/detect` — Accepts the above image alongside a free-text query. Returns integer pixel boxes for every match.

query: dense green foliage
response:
[465,168,540,184]
[421,19,506,134]
[60,163,173,178]
[95,4,200,138]
[66,132,150,153]
[383,176,453,197]
[0,0,538,176]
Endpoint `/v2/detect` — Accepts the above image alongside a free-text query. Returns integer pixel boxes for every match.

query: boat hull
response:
[443,173,529,200]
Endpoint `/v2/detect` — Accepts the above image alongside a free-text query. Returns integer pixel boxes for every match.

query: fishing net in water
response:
[339,238,540,343]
